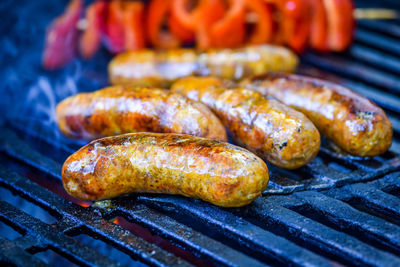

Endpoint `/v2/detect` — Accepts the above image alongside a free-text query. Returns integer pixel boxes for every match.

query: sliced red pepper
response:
[122,2,146,51]
[170,0,198,31]
[324,0,354,51]
[146,0,180,49]
[168,9,195,43]
[286,14,310,53]
[274,0,310,53]
[194,0,226,50]
[104,0,125,54]
[245,0,273,44]
[42,0,82,70]
[210,0,246,48]
[80,0,106,59]
[307,0,328,51]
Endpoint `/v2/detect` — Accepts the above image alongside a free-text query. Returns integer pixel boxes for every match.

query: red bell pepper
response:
[194,0,226,49]
[168,10,195,43]
[245,0,273,44]
[210,0,246,48]
[307,0,328,51]
[42,0,82,69]
[324,0,354,51]
[147,0,180,49]
[80,0,106,59]
[104,0,125,54]
[123,2,146,51]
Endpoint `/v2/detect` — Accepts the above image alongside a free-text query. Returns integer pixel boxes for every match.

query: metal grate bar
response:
[112,202,265,267]
[297,65,400,116]
[357,20,400,39]
[355,28,400,57]
[348,45,400,75]
[0,201,121,267]
[137,195,334,267]
[0,167,192,267]
[291,191,400,255]
[246,198,400,267]
[0,237,50,267]
[332,183,400,221]
[302,53,400,94]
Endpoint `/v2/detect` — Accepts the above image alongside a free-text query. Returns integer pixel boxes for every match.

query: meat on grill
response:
[108,45,299,87]
[62,133,269,207]
[171,76,321,169]
[56,86,227,141]
[241,73,393,157]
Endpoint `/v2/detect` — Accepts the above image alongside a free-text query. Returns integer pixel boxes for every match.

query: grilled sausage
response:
[171,77,320,169]
[108,45,298,87]
[62,133,269,207]
[56,86,227,141]
[241,73,393,156]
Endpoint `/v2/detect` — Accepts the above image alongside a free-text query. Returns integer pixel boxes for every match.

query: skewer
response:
[354,8,398,20]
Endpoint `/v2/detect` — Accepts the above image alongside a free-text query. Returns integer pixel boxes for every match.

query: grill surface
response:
[1,0,400,266]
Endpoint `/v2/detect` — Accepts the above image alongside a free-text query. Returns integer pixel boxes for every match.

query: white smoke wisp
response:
[25,68,80,139]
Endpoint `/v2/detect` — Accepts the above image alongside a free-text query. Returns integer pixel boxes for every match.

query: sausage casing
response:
[56,86,227,141]
[62,133,269,207]
[108,45,298,87]
[171,77,321,169]
[241,73,393,156]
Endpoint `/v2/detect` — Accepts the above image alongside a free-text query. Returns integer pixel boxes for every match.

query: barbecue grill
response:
[1,0,400,266]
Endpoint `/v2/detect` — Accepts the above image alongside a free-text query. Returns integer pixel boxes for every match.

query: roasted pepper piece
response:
[194,0,226,49]
[324,0,354,51]
[80,0,106,59]
[147,0,180,49]
[245,0,273,44]
[307,0,328,51]
[211,0,246,48]
[104,0,125,53]
[123,2,146,51]
[42,0,82,69]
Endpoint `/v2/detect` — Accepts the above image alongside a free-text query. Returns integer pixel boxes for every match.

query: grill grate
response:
[1,126,400,266]
[1,0,400,266]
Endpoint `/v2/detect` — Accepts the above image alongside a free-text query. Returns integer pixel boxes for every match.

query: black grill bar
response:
[0,237,50,267]
[0,167,192,267]
[137,195,333,267]
[348,45,400,75]
[111,203,265,267]
[289,191,400,255]
[236,198,400,267]
[302,53,400,94]
[357,20,400,39]
[327,182,400,224]
[0,201,121,267]
[355,28,400,57]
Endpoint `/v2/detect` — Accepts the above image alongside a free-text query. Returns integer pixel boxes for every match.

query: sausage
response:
[241,73,393,156]
[62,133,269,207]
[108,45,298,87]
[56,86,227,141]
[171,76,321,169]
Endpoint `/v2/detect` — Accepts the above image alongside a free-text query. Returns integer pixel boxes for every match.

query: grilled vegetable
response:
[56,86,227,141]
[171,76,320,169]
[42,0,82,69]
[241,73,392,156]
[62,133,269,207]
[108,45,298,87]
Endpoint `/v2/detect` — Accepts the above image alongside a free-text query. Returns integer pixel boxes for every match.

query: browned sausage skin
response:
[56,86,227,142]
[108,45,298,87]
[171,77,321,169]
[241,73,393,157]
[62,133,269,207]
